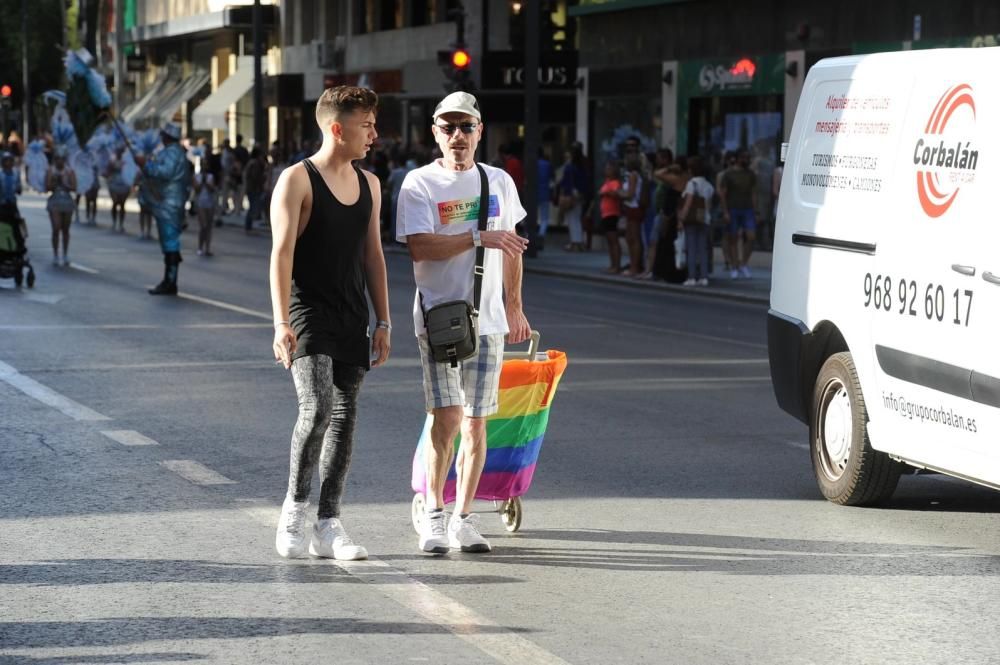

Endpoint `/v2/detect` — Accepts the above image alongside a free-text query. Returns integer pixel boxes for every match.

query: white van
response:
[769,47,999,505]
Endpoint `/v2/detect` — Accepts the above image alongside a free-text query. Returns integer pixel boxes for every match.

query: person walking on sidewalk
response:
[719,150,758,279]
[137,123,190,295]
[396,91,531,555]
[678,156,714,286]
[269,86,390,561]
[243,147,267,233]
[597,160,624,274]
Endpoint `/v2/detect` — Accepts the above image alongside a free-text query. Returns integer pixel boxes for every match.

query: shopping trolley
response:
[410,331,568,533]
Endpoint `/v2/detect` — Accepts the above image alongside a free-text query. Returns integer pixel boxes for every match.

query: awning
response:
[149,70,210,126]
[121,73,179,124]
[192,57,262,131]
[121,69,209,127]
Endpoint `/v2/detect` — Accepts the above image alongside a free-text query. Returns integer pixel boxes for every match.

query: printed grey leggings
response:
[287,354,366,519]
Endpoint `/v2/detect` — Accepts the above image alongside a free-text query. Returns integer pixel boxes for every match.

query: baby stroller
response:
[0,202,35,288]
[410,331,568,534]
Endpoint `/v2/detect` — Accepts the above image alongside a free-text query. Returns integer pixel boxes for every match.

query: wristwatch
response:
[376,320,392,332]
[471,228,482,247]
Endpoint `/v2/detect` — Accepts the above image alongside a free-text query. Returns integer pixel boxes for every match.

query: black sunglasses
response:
[435,122,479,135]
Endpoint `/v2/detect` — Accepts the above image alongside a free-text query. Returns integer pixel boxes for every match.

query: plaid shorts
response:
[418,334,505,418]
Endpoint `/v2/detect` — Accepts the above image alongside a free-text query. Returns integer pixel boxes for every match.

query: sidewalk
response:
[520,231,771,304]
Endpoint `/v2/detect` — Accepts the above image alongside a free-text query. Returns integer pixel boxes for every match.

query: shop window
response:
[410,0,433,26]
[379,0,403,30]
[301,0,317,44]
[284,1,296,45]
[325,2,341,39]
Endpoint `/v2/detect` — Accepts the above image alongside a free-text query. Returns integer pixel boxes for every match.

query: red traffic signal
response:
[451,49,471,70]
[0,85,11,98]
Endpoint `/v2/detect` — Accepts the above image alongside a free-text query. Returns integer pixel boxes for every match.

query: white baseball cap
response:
[433,92,481,121]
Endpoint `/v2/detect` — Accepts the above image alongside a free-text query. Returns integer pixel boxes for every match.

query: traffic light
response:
[0,85,11,109]
[437,46,474,92]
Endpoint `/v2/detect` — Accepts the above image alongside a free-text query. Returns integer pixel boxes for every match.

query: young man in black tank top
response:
[268,86,391,560]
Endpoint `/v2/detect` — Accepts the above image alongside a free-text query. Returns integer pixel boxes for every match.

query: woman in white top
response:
[193,157,217,256]
[46,149,77,266]
[677,156,715,286]
[621,155,645,276]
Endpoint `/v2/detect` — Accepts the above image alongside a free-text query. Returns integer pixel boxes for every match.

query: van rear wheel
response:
[810,352,901,505]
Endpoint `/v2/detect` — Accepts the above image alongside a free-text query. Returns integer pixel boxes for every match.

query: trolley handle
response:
[503,330,541,361]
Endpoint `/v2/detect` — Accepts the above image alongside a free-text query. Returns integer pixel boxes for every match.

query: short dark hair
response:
[316,86,379,128]
[687,155,707,178]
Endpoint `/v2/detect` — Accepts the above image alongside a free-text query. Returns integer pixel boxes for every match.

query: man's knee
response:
[431,406,463,447]
[461,416,487,442]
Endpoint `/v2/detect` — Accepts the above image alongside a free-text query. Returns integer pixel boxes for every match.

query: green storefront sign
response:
[676,53,785,156]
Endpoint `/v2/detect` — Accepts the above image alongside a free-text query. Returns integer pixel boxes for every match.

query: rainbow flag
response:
[411,350,568,503]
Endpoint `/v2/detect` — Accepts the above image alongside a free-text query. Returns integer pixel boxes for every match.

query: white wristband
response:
[274,320,290,329]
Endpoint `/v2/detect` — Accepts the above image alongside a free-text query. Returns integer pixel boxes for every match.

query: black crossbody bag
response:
[421,164,489,367]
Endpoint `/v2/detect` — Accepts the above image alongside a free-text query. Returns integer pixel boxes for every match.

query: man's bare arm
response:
[362,171,391,367]
[503,245,531,344]
[408,229,528,262]
[268,164,307,367]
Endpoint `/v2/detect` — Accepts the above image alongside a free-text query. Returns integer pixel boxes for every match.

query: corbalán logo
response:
[914,84,979,218]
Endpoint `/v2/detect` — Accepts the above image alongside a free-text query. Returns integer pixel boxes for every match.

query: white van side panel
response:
[772,56,916,422]
[773,48,1000,489]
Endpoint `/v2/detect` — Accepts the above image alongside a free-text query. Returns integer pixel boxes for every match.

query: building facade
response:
[572,0,1000,163]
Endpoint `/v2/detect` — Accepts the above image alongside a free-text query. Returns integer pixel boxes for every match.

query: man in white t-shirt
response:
[396,91,531,555]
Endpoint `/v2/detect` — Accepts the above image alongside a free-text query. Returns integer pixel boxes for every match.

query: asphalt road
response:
[2,193,998,665]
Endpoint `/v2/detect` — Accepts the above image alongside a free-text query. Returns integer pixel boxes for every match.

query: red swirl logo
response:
[915,84,977,218]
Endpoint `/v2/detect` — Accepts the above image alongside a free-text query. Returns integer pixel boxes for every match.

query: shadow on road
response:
[0,559,522,588]
[441,529,1000,576]
[0,616,530,650]
[0,653,203,664]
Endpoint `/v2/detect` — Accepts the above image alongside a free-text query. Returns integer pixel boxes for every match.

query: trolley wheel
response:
[499,497,523,532]
[14,270,23,287]
[411,493,426,535]
[26,268,35,288]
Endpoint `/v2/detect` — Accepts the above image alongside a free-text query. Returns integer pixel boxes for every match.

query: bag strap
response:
[472,163,489,315]
[418,164,491,319]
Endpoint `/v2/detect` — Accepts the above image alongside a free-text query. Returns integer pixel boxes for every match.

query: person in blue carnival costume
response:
[137,123,190,295]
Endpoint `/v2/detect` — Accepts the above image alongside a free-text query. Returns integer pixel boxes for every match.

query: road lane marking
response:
[101,430,159,447]
[23,293,66,305]
[239,501,570,665]
[340,558,573,665]
[159,460,237,485]
[175,292,270,320]
[784,441,810,451]
[568,358,768,366]
[560,376,772,391]
[67,262,99,274]
[0,360,110,421]
[541,306,767,350]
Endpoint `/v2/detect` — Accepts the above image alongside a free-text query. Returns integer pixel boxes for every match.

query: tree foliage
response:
[0,0,71,136]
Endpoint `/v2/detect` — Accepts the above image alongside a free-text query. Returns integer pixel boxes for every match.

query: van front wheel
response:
[810,352,901,506]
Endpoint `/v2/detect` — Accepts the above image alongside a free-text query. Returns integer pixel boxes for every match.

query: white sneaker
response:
[740,265,753,279]
[310,518,368,561]
[729,269,739,279]
[682,278,697,286]
[448,513,492,553]
[697,277,709,286]
[275,497,309,559]
[419,510,450,554]
[61,256,70,267]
